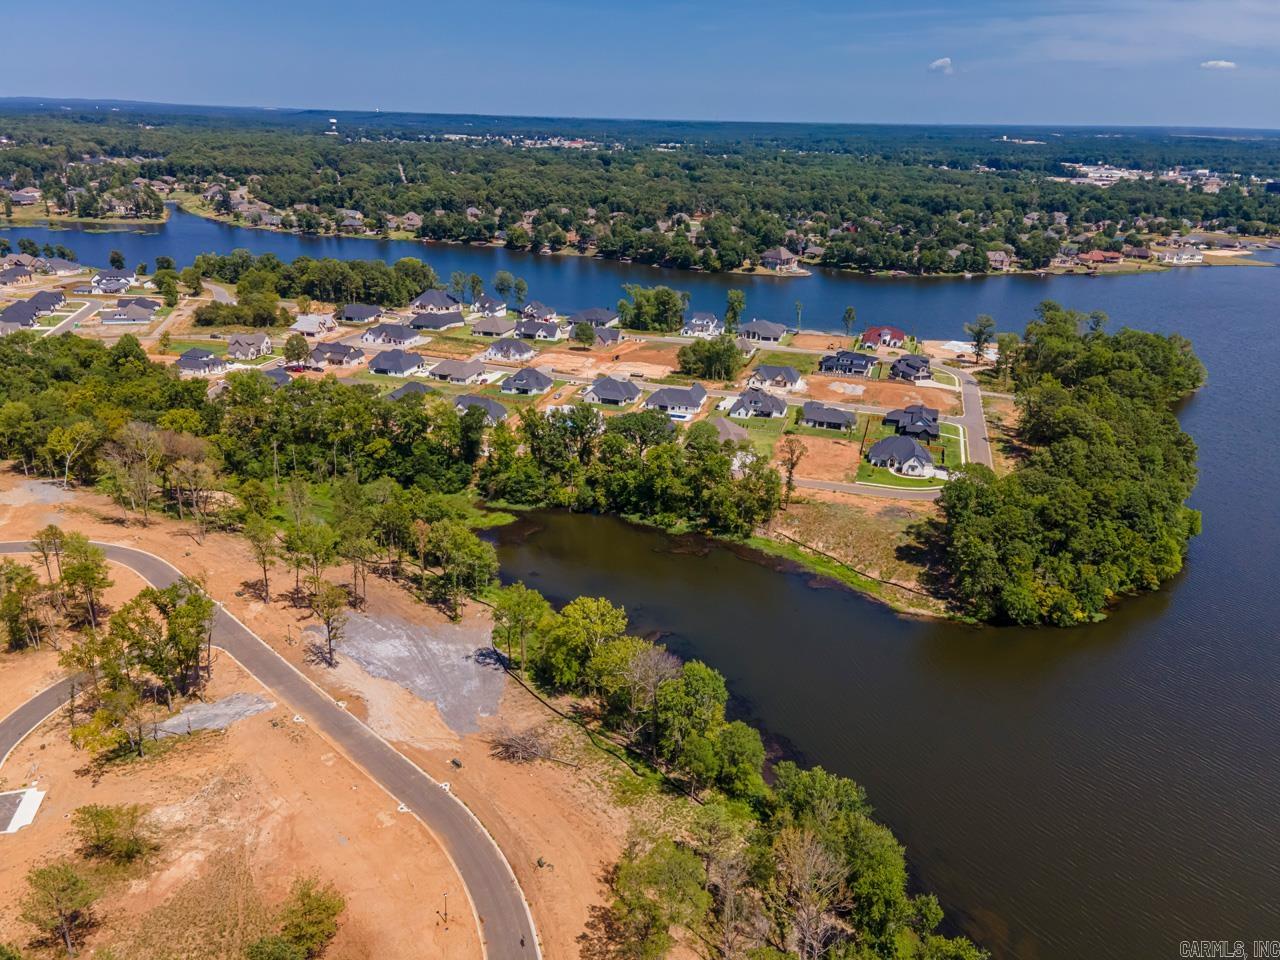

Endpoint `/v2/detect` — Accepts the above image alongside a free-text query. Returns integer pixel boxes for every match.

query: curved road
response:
[0,541,539,960]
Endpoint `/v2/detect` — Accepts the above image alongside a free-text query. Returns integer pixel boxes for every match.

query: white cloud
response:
[1200,59,1238,70]
[928,57,954,75]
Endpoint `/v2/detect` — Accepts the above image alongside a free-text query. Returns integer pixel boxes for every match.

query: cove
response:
[6,209,1280,960]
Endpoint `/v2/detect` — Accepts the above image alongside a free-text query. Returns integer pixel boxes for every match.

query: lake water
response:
[6,209,1280,959]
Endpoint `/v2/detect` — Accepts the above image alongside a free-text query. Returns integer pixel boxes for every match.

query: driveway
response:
[0,541,540,960]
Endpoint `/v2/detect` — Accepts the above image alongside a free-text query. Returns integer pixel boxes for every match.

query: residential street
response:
[0,541,541,960]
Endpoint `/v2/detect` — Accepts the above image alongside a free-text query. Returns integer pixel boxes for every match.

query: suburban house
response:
[362,323,421,347]
[0,266,34,286]
[515,318,565,341]
[800,401,856,431]
[410,309,466,331]
[986,250,1014,271]
[736,337,759,358]
[369,349,426,377]
[739,319,787,342]
[567,307,620,329]
[90,269,135,294]
[175,348,227,378]
[98,302,156,324]
[595,327,625,348]
[290,313,338,337]
[471,294,508,318]
[1154,247,1205,265]
[309,342,364,368]
[472,315,516,337]
[427,358,487,385]
[38,257,82,277]
[27,290,65,314]
[728,386,788,419]
[681,312,724,338]
[520,300,559,322]
[226,333,272,361]
[411,289,462,313]
[713,417,749,445]
[483,337,536,363]
[761,246,800,271]
[0,302,37,327]
[889,354,932,382]
[644,383,707,421]
[339,303,383,324]
[0,321,27,337]
[388,381,433,401]
[866,435,934,477]
[259,367,292,389]
[883,404,940,441]
[584,376,642,406]
[861,325,906,349]
[454,395,508,425]
[818,350,875,377]
[746,364,804,392]
[502,367,553,395]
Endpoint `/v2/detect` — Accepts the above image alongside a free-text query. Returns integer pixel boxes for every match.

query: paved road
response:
[0,542,540,960]
[938,363,994,468]
[0,677,74,769]
[42,299,98,337]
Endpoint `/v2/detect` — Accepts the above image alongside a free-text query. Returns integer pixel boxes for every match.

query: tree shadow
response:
[303,641,336,668]
[575,864,623,960]
[468,646,508,672]
[897,516,954,603]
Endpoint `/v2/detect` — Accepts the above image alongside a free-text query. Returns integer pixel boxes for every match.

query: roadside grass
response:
[168,339,228,355]
[854,462,943,488]
[930,369,959,387]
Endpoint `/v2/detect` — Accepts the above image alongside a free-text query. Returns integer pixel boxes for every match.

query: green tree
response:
[513,277,528,304]
[842,306,857,339]
[308,580,348,666]
[491,582,552,670]
[60,535,112,629]
[20,861,99,957]
[276,877,345,959]
[724,289,745,332]
[283,333,310,366]
[424,519,497,619]
[965,314,996,361]
[573,322,596,348]
[610,839,710,960]
[243,517,278,602]
[108,249,125,269]
[179,266,203,295]
[72,804,153,864]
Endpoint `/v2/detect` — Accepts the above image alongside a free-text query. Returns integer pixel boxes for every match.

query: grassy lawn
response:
[854,462,943,488]
[930,369,958,387]
[168,339,228,356]
[755,350,818,375]
[738,414,789,456]
[37,315,66,327]
[868,363,886,380]
[238,352,283,367]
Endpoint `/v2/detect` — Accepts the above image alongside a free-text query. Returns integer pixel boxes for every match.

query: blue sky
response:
[6,0,1279,128]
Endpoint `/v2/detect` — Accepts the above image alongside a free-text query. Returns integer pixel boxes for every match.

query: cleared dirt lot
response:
[805,374,962,413]
[0,474,641,959]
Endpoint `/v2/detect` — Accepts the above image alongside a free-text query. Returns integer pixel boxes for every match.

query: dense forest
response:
[4,104,1280,276]
[938,301,1205,626]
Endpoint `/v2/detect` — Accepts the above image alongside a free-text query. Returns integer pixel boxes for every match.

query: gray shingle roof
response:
[503,367,553,393]
[867,434,932,466]
[454,395,508,423]
[587,376,642,404]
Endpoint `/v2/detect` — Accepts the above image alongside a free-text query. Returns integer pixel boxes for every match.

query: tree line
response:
[938,301,1205,625]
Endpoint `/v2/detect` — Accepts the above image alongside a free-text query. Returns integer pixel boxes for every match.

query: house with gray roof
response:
[501,367,553,395]
[289,313,337,337]
[37,257,81,276]
[0,266,33,286]
[410,309,466,331]
[259,367,292,389]
[99,303,156,324]
[471,294,508,317]
[883,404,939,440]
[681,312,723,338]
[889,354,932,382]
[800,402,855,431]
[369,349,426,377]
[594,327,625,348]
[90,268,134,294]
[483,337,535,363]
[362,323,421,347]
[454,395,508,425]
[746,364,804,392]
[515,318,565,341]
[584,376,642,406]
[520,300,558,321]
[568,307,619,329]
[27,290,65,314]
[176,348,226,377]
[427,358,487,384]
[226,332,272,360]
[0,302,38,327]
[739,319,786,342]
[728,386,787,419]
[866,435,934,477]
[411,289,461,313]
[818,350,875,377]
[309,342,365,368]
[472,315,517,338]
[340,303,383,324]
[388,381,433,401]
[645,383,707,421]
